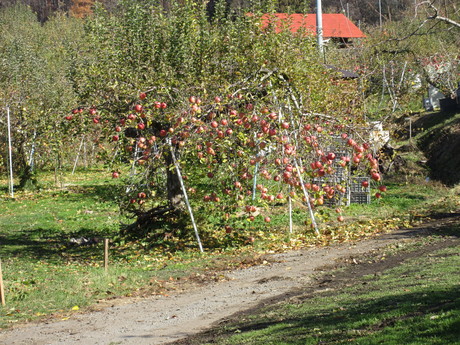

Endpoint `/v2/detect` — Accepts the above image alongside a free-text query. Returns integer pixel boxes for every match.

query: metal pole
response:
[28,129,36,170]
[252,162,259,201]
[72,136,85,175]
[169,142,203,253]
[379,0,382,28]
[288,186,293,234]
[408,118,412,143]
[6,106,14,198]
[316,0,323,54]
[294,158,319,236]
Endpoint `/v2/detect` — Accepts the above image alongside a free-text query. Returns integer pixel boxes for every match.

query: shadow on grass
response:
[0,227,111,263]
[52,183,123,203]
[214,286,460,345]
[413,110,458,133]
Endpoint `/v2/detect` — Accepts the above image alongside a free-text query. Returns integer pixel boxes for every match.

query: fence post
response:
[0,259,6,306]
[104,239,109,272]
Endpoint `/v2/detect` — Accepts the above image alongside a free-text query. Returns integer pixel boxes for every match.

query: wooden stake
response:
[0,259,6,306]
[104,239,109,272]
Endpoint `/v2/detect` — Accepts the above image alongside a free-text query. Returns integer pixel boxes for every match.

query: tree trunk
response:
[164,150,186,213]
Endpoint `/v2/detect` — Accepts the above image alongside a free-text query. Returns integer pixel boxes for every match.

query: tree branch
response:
[418,1,460,29]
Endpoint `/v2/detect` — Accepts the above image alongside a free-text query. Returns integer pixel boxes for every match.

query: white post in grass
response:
[169,142,203,253]
[6,106,14,198]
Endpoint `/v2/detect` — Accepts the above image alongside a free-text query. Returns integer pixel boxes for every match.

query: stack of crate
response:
[311,136,371,205]
[348,176,371,204]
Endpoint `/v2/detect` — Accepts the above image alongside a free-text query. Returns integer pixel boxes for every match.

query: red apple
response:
[371,172,381,181]
[134,104,143,113]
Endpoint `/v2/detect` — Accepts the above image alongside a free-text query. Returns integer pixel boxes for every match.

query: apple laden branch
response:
[64,71,384,246]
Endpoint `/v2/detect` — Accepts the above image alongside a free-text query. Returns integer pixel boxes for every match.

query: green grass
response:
[193,235,460,345]
[0,168,459,329]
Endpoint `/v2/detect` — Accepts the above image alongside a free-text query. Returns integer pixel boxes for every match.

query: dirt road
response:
[0,216,457,345]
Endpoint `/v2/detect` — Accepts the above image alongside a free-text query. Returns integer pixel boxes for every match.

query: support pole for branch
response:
[28,129,37,170]
[294,158,319,235]
[6,106,14,198]
[0,259,5,306]
[169,143,203,253]
[72,136,85,175]
[288,186,293,234]
[252,162,259,201]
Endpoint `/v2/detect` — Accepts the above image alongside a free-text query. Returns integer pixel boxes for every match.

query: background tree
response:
[0,4,84,185]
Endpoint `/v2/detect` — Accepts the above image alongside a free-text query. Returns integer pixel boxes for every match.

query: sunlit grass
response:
[0,168,458,328]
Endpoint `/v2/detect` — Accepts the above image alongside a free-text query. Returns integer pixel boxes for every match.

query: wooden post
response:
[0,259,6,306]
[104,239,109,272]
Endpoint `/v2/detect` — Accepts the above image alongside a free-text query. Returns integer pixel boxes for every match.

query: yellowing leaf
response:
[71,305,80,311]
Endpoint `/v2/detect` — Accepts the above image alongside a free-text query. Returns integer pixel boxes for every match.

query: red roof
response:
[260,13,366,38]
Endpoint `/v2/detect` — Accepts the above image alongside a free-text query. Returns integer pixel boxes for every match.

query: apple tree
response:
[65,0,380,244]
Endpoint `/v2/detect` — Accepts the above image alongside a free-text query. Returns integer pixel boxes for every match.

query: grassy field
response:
[183,231,460,345]
[0,168,459,328]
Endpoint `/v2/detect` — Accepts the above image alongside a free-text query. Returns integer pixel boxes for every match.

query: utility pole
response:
[316,0,323,54]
